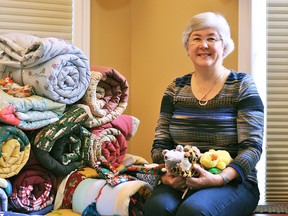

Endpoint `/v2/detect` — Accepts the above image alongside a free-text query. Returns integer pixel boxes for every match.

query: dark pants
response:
[143,180,259,216]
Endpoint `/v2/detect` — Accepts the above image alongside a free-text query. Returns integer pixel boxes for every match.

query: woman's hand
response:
[185,164,224,189]
[161,171,187,191]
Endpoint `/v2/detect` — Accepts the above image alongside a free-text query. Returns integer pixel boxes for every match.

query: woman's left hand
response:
[185,164,224,189]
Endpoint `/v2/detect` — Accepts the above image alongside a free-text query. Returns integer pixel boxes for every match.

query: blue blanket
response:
[0,33,90,104]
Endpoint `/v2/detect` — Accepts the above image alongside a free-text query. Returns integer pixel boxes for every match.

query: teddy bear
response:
[199,149,233,174]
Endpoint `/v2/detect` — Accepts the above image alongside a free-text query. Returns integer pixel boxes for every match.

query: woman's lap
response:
[143,181,259,216]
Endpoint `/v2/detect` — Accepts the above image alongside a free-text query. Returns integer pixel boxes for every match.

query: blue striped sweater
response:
[151,71,264,184]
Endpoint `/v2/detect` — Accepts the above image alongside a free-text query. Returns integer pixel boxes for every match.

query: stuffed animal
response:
[162,145,185,174]
[200,149,233,174]
[163,145,201,178]
[174,147,201,178]
[165,145,201,200]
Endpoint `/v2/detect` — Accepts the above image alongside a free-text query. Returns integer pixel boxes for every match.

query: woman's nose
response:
[199,39,209,47]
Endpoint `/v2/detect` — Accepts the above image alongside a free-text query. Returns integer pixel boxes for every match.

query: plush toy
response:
[162,145,200,178]
[172,146,201,178]
[163,145,201,199]
[162,145,185,174]
[200,149,233,174]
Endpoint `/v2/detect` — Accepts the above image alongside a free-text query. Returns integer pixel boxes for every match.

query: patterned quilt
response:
[0,125,30,178]
[8,151,56,213]
[0,33,90,104]
[0,89,66,130]
[31,105,90,176]
[80,66,129,128]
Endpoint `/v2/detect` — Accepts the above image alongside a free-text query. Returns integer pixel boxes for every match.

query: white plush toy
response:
[162,145,185,174]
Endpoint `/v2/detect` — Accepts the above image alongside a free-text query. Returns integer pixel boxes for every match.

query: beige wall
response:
[90,0,238,163]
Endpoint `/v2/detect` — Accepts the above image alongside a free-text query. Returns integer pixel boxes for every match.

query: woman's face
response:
[187,28,225,68]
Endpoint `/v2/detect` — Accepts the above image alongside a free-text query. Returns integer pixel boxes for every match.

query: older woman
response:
[143,12,264,216]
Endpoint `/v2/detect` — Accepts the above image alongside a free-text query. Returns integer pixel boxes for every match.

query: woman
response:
[143,12,264,216]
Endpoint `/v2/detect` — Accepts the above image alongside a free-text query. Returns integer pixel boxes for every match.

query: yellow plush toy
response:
[200,149,233,173]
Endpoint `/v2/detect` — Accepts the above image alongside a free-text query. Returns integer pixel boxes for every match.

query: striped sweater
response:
[151,71,264,184]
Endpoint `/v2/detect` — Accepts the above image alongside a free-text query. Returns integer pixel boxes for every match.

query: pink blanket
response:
[89,114,140,168]
[81,65,129,128]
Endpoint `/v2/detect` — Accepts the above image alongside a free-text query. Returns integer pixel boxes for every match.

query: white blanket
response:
[72,178,153,216]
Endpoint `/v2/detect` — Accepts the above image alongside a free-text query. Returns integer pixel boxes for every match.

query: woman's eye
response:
[192,38,201,41]
[207,37,217,42]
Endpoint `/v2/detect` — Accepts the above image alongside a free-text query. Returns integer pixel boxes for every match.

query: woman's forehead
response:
[191,28,219,36]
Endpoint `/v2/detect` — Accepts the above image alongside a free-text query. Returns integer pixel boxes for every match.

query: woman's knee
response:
[144,195,177,216]
[176,201,207,216]
[144,186,181,216]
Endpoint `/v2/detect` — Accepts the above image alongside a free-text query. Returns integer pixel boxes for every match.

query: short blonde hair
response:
[182,12,234,58]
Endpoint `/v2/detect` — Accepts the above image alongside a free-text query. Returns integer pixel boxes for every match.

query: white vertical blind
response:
[0,0,72,41]
[266,0,288,202]
[73,0,90,57]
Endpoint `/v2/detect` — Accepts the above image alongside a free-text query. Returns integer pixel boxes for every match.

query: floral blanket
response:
[0,33,90,104]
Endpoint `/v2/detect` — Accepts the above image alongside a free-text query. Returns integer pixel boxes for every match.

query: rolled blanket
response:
[32,105,90,176]
[58,167,99,210]
[8,151,56,213]
[0,33,90,104]
[0,89,66,130]
[46,209,80,216]
[0,125,30,178]
[89,113,140,168]
[0,188,8,211]
[73,178,152,216]
[80,66,129,127]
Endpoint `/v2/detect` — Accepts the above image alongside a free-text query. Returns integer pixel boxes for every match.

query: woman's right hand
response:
[161,172,187,191]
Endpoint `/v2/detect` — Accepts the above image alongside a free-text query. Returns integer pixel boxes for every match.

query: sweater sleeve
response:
[151,80,177,164]
[228,74,264,182]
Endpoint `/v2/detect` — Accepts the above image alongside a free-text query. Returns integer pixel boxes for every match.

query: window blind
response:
[266,0,288,202]
[0,0,72,41]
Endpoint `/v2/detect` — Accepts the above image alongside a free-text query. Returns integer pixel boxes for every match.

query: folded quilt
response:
[0,33,90,104]
[31,106,90,176]
[80,66,129,127]
[0,89,66,130]
[0,125,30,178]
[8,151,56,213]
[89,114,140,169]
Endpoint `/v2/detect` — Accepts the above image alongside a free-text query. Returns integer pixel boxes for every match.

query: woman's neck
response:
[194,66,225,81]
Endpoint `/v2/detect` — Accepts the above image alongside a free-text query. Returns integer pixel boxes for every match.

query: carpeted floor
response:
[254,204,288,214]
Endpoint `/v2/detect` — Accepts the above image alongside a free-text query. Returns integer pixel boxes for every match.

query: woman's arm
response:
[151,80,177,164]
[227,74,264,182]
